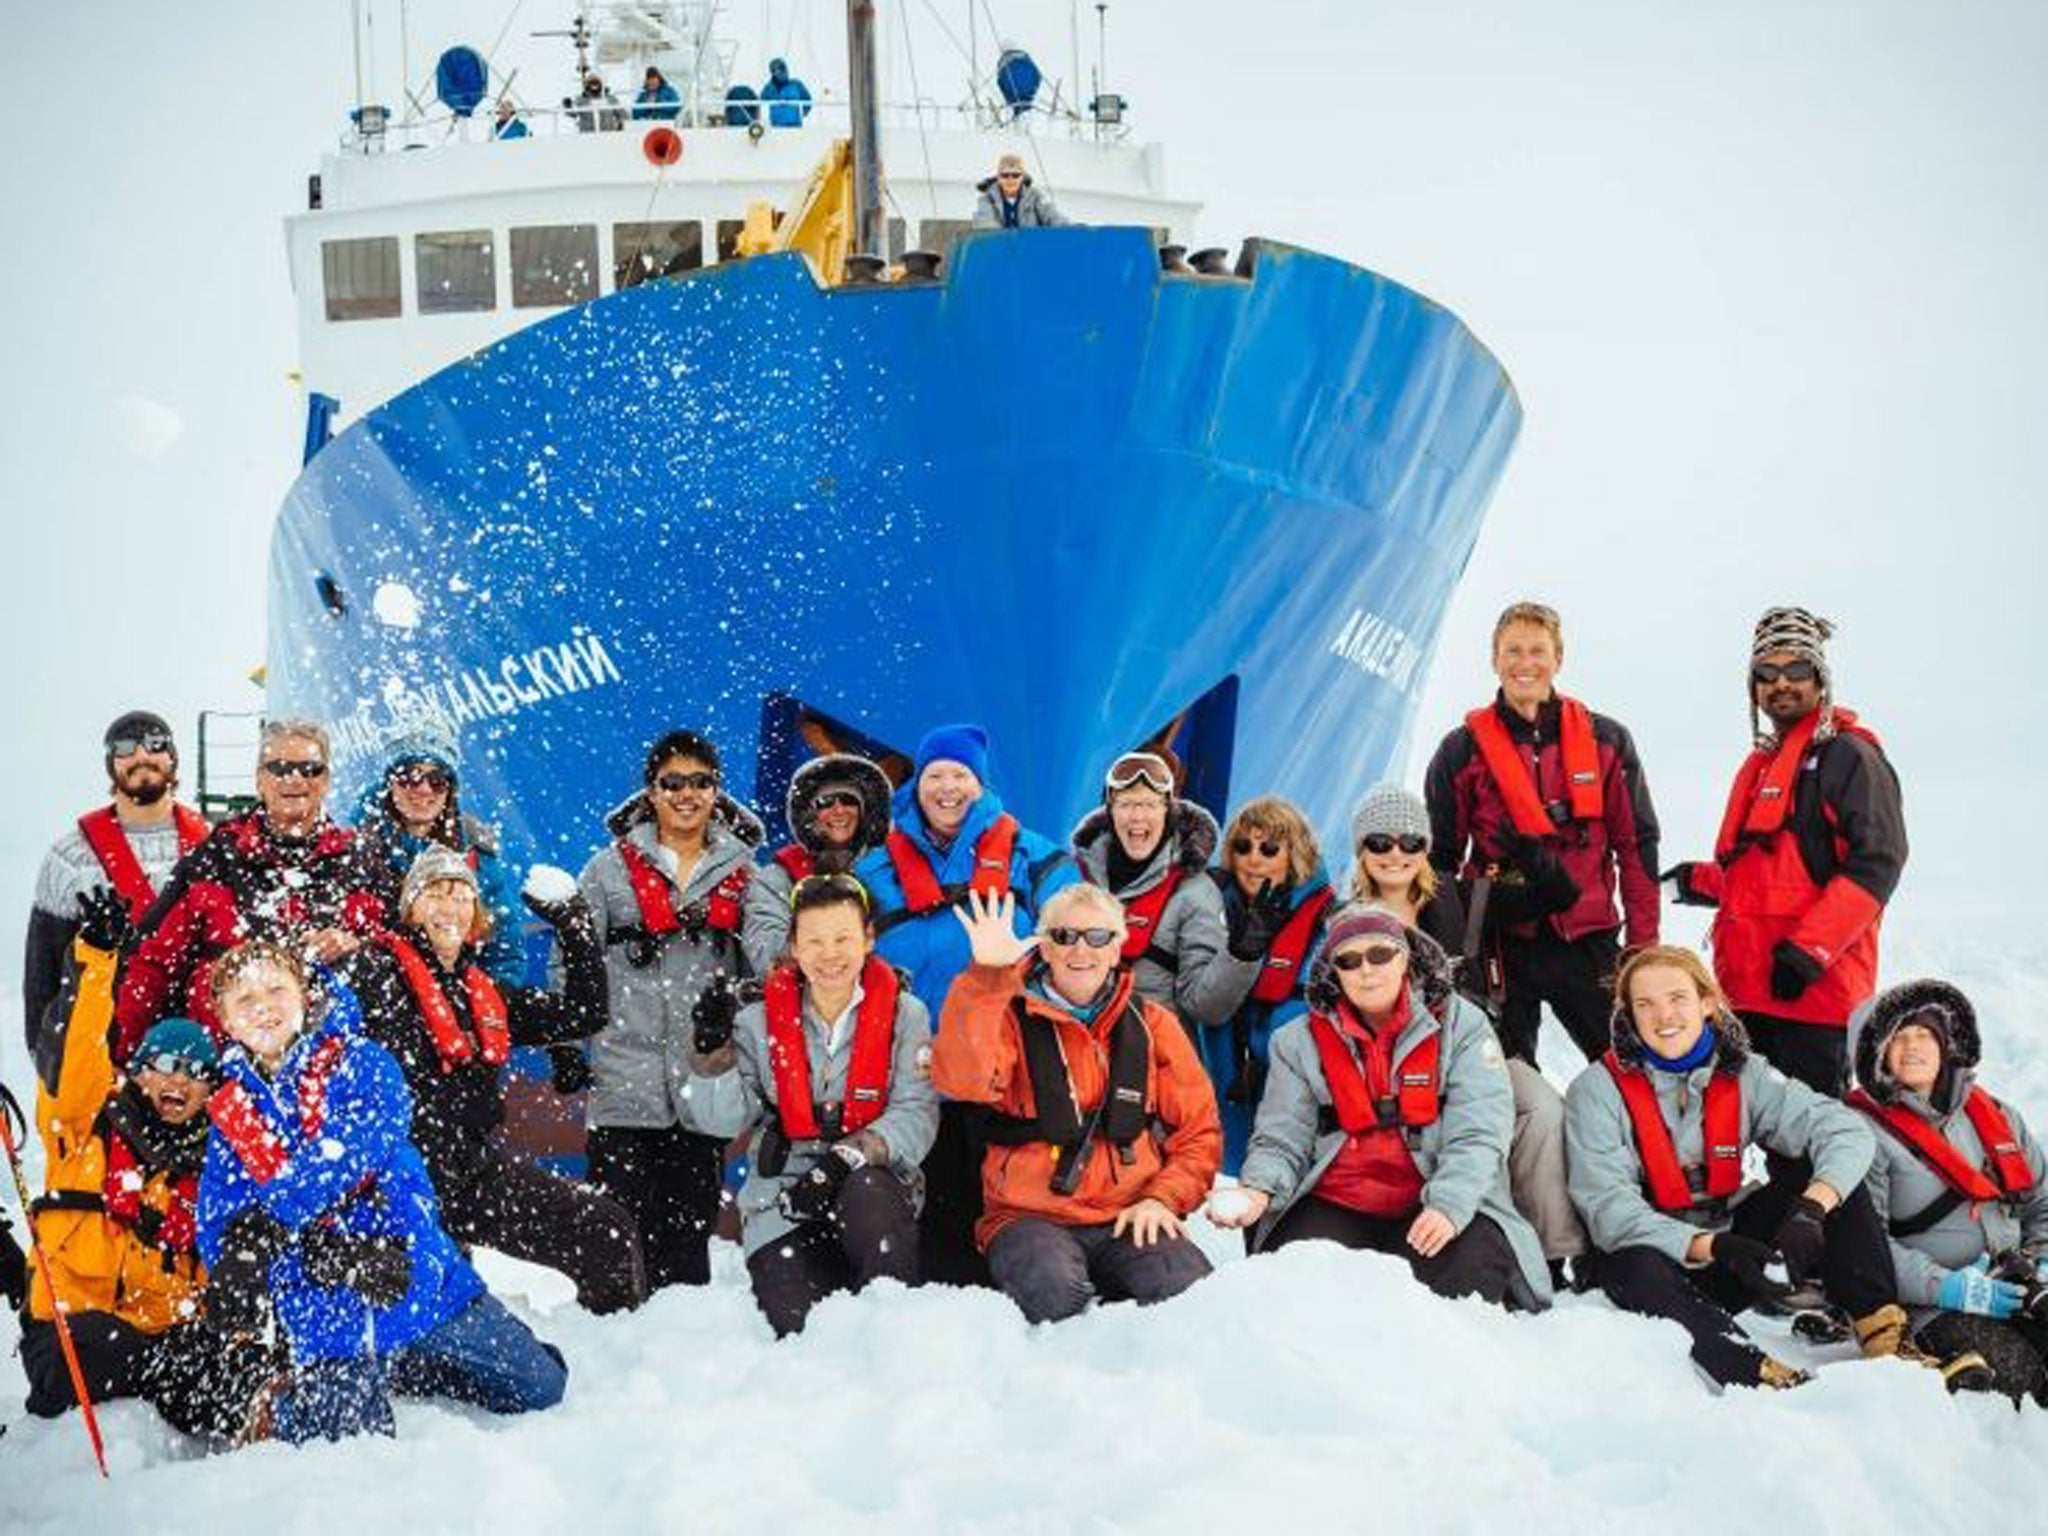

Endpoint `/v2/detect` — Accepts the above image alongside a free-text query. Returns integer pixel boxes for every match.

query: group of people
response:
[492,58,815,140]
[5,600,2043,1453]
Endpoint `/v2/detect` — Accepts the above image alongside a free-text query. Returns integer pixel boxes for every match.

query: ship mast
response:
[845,1,884,259]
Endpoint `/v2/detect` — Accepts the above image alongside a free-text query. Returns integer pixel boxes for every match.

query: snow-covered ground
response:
[4,929,2041,1533]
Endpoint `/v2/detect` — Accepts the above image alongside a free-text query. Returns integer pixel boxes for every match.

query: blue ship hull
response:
[268,228,1520,868]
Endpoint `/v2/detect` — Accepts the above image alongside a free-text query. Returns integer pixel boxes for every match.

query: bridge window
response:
[415,229,495,314]
[614,220,703,289]
[510,224,598,307]
[321,236,401,321]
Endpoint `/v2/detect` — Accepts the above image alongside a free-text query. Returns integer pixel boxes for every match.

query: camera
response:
[1989,1250,2048,1325]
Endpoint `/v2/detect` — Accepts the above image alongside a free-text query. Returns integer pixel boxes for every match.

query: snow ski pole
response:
[0,1079,110,1478]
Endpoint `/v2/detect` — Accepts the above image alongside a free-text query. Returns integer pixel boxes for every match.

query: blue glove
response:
[1936,1258,2024,1319]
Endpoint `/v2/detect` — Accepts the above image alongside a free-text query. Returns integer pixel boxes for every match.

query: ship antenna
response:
[350,0,366,122]
[846,2,885,260]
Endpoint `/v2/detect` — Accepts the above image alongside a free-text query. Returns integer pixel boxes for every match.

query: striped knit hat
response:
[1750,605,1835,745]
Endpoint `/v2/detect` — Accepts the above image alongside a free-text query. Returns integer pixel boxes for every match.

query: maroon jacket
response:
[112,811,385,1056]
[1424,693,1661,947]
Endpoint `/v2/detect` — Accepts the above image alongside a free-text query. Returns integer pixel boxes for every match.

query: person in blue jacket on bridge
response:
[855,723,1075,1285]
[761,57,812,126]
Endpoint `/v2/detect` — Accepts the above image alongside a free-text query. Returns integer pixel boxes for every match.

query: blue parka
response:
[854,785,1075,1021]
[197,980,484,1362]
[762,59,812,126]
[632,80,681,120]
[1200,864,1334,1174]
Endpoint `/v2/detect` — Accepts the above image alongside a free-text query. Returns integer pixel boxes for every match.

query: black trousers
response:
[985,1217,1212,1324]
[1267,1198,1522,1307]
[1740,1012,1847,1098]
[441,1143,648,1314]
[586,1124,725,1291]
[918,1102,994,1289]
[22,1312,275,1440]
[1499,927,1619,1064]
[1917,1311,2048,1403]
[745,1167,920,1337]
[1596,1180,1897,1386]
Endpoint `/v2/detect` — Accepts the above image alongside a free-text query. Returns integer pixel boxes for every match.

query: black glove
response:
[301,1224,412,1309]
[205,1208,291,1336]
[548,1045,593,1095]
[692,974,741,1054]
[1769,940,1824,1003]
[76,886,133,953]
[1711,1232,1792,1300]
[1771,1196,1829,1284]
[778,1145,859,1224]
[1226,880,1290,963]
[1499,831,1578,916]
[0,1210,27,1313]
[522,885,593,933]
[1660,861,1714,908]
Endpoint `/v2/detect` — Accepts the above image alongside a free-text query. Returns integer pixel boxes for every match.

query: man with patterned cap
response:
[21,710,211,1054]
[1667,607,1908,1095]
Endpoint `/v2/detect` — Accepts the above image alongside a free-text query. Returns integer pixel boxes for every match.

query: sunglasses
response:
[656,770,719,793]
[109,730,174,758]
[790,873,870,912]
[135,1051,214,1079]
[1044,926,1119,950]
[391,766,451,792]
[1105,752,1173,795]
[1331,944,1406,971]
[263,759,328,780]
[811,789,863,814]
[997,171,1023,180]
[1750,659,1818,686]
[1361,833,1428,856]
[1232,837,1283,859]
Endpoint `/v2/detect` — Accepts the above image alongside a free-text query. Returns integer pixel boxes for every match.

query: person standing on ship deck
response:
[973,152,1069,229]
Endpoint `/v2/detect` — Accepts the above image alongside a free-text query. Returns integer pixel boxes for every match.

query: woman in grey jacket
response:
[1564,945,1910,1391]
[1848,978,2048,1403]
[682,874,937,1335]
[1211,903,1553,1311]
[567,729,764,1291]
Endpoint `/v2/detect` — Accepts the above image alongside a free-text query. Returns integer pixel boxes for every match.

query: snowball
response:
[1207,1188,1256,1225]
[523,864,579,903]
[371,580,422,629]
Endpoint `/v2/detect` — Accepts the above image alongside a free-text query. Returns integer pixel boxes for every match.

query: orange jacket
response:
[934,961,1221,1248]
[28,938,206,1334]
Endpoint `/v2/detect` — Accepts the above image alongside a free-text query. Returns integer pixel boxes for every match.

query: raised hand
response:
[951,888,1038,969]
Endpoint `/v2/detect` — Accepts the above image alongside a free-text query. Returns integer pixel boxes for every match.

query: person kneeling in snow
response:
[1847,978,2048,1403]
[933,883,1219,1323]
[680,873,936,1335]
[197,940,566,1442]
[1210,904,1553,1311]
[1564,944,1915,1391]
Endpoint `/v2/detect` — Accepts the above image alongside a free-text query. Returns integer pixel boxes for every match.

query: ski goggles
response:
[1750,659,1819,686]
[1232,837,1284,859]
[133,1050,216,1080]
[262,758,328,780]
[655,770,719,793]
[108,730,175,758]
[1104,752,1173,795]
[1331,944,1406,972]
[1043,926,1120,950]
[389,764,452,791]
[789,874,869,912]
[1360,833,1428,856]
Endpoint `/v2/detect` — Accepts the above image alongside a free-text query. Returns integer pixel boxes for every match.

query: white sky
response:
[1,0,2042,1057]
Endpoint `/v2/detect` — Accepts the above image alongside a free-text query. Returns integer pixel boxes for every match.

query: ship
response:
[263,0,1523,896]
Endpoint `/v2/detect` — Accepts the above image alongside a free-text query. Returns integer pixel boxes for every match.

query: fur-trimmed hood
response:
[603,788,766,847]
[1071,799,1219,891]
[786,753,892,864]
[1302,912,1458,1023]
[1604,993,1754,1072]
[1848,977,1979,1110]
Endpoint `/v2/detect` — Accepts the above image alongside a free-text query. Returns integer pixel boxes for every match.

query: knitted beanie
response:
[1350,783,1431,851]
[400,844,479,915]
[1750,605,1836,745]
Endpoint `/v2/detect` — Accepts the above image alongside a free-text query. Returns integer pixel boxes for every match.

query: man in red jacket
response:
[1425,602,1661,1065]
[1667,607,1907,1096]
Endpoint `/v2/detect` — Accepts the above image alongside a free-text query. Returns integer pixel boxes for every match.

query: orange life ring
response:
[642,127,683,167]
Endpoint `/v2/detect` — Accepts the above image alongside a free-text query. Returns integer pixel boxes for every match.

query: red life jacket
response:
[100,1129,199,1256]
[1603,1049,1744,1211]
[762,956,899,1139]
[1308,1011,1441,1131]
[1465,697,1603,839]
[1713,708,1878,857]
[1251,886,1337,1005]
[206,1033,352,1185]
[772,844,816,882]
[379,930,510,1072]
[617,838,750,936]
[1118,867,1186,962]
[885,814,1019,915]
[77,804,210,921]
[1846,1087,2035,1203]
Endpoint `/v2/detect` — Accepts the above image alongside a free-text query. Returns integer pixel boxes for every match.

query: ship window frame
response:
[509,223,600,308]
[321,236,402,322]
[613,220,704,289]
[414,228,496,315]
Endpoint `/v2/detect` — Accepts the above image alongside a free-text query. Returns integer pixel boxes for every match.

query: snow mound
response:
[521,864,579,905]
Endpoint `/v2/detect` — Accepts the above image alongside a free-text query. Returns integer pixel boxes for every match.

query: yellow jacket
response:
[28,938,206,1333]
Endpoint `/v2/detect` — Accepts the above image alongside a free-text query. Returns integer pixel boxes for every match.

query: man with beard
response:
[22,711,210,1055]
[113,719,385,1056]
